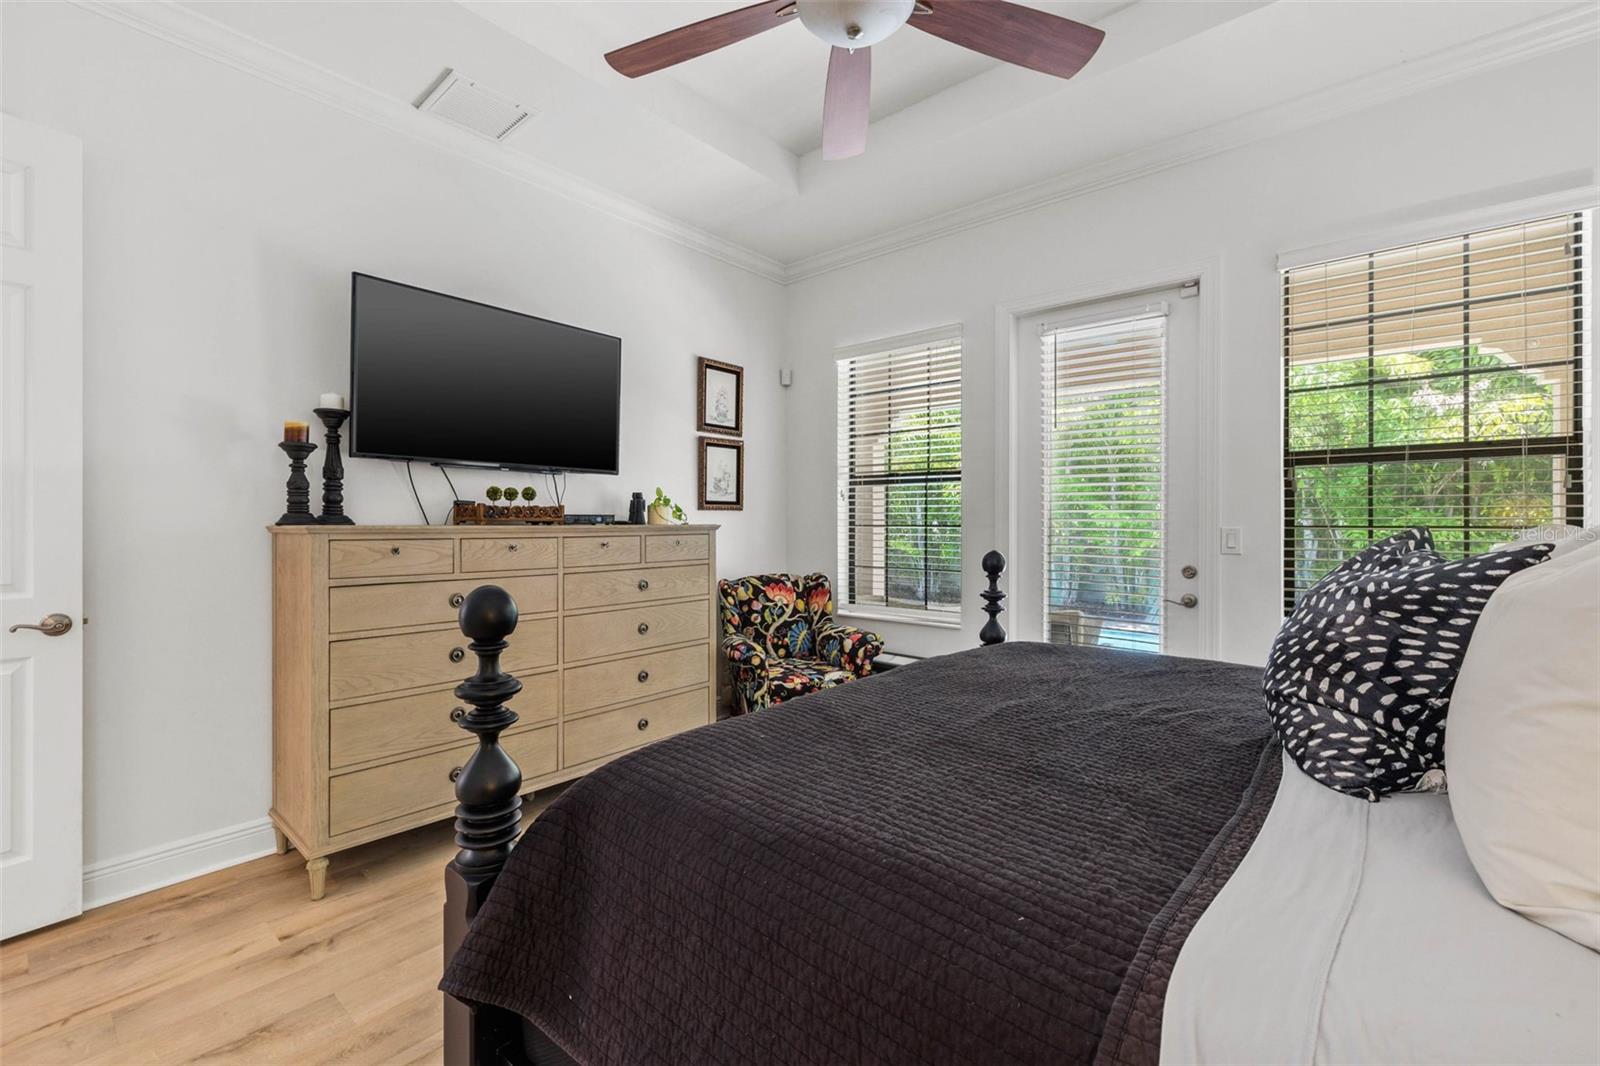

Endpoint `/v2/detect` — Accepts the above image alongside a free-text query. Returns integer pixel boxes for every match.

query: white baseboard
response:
[82,817,278,910]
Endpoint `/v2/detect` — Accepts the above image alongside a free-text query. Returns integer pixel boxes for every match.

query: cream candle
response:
[318,392,346,410]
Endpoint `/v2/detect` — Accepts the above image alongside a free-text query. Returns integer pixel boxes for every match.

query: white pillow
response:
[1446,540,1600,950]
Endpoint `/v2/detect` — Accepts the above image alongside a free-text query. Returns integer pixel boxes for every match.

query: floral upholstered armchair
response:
[718,573,883,714]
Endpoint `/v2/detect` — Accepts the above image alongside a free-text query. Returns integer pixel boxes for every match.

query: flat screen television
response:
[348,273,622,474]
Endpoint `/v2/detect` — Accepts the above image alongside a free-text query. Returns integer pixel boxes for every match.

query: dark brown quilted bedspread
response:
[441,642,1279,1066]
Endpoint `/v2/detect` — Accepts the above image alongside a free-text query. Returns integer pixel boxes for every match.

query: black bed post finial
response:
[444,585,525,1066]
[449,585,524,880]
[979,550,1007,646]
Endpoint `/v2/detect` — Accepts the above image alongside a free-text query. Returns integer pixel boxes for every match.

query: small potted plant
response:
[520,485,537,503]
[486,485,503,502]
[649,486,687,525]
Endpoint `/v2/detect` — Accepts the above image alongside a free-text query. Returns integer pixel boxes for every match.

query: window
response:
[1042,310,1167,652]
[1284,212,1587,606]
[837,328,962,618]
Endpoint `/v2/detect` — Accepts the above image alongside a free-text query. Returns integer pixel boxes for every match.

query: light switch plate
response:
[1220,527,1243,555]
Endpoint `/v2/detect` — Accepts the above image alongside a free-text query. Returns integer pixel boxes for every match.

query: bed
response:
[1164,752,1600,1065]
[435,574,1598,1066]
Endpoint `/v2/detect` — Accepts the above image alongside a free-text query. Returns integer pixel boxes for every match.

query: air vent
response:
[416,70,533,142]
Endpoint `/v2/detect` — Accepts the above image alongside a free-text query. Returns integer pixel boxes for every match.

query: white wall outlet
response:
[1220,527,1243,555]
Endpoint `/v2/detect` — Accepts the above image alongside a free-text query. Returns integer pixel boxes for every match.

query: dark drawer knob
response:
[638,579,650,591]
[450,707,466,723]
[637,718,650,731]
[389,546,401,556]
[449,766,463,783]
[600,540,610,549]
[637,670,650,683]
[507,543,519,552]
[637,622,650,635]
[449,647,465,663]
[448,592,464,608]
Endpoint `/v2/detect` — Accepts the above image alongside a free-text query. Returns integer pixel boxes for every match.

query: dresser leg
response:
[273,826,291,855]
[306,857,329,901]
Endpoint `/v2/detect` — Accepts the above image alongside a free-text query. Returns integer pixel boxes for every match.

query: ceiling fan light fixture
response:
[797,0,914,49]
[603,0,1107,160]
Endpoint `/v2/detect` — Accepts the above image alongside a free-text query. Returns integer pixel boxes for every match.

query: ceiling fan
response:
[603,0,1106,160]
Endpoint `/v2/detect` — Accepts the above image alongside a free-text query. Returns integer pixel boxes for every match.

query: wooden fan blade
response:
[605,1,796,78]
[910,0,1105,79]
[822,46,871,161]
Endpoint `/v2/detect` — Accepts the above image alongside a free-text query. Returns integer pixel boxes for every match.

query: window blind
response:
[837,331,962,615]
[1284,212,1587,606]
[1042,311,1167,652]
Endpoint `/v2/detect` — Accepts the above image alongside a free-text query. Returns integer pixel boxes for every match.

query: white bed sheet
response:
[1162,753,1600,1065]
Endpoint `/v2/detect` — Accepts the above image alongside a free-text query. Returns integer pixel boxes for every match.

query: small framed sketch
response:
[698,436,744,511]
[696,357,744,437]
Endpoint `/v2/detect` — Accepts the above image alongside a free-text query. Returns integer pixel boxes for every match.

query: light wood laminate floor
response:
[0,797,555,1066]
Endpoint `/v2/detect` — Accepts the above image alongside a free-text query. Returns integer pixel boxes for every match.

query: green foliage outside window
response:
[1039,342,1568,638]
[877,405,962,610]
[1046,383,1162,645]
[854,344,1571,632]
[1289,342,1568,600]
[864,404,960,611]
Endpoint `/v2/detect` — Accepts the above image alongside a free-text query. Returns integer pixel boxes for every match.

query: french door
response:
[1015,284,1204,656]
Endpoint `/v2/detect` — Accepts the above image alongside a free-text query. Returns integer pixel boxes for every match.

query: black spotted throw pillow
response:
[1264,528,1552,801]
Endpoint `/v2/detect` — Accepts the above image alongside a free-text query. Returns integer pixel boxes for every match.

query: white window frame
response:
[835,324,964,628]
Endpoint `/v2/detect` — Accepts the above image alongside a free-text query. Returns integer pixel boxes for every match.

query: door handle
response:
[8,613,73,636]
[1163,595,1198,609]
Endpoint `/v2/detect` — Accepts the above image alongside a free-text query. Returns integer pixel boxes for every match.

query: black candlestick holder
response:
[276,440,319,525]
[313,407,354,524]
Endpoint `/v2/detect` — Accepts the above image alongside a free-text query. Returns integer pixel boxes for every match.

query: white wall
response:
[783,44,1600,667]
[2,2,789,897]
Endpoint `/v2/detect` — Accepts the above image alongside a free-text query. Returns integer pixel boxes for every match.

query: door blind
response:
[1284,212,1587,606]
[837,331,962,614]
[1042,311,1167,652]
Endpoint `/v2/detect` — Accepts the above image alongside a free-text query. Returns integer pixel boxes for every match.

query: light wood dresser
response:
[269,523,720,898]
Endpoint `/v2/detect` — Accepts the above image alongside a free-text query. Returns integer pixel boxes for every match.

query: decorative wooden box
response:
[448,500,566,525]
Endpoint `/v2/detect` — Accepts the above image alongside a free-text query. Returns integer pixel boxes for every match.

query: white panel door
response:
[0,115,84,939]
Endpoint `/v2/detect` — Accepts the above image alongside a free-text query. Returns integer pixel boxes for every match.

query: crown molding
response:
[782,4,1600,283]
[69,0,790,284]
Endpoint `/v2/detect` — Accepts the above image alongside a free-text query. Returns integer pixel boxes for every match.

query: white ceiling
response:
[176,0,1596,273]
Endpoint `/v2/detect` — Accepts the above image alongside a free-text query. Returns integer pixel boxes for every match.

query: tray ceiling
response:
[173,0,1598,273]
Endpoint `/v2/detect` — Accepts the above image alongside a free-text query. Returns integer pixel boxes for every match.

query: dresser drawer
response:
[563,600,709,661]
[329,539,454,579]
[329,672,559,768]
[563,688,709,768]
[564,565,709,611]
[563,643,709,714]
[461,537,559,573]
[329,575,557,634]
[329,617,557,702]
[563,535,641,568]
[645,533,710,563]
[328,724,557,836]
